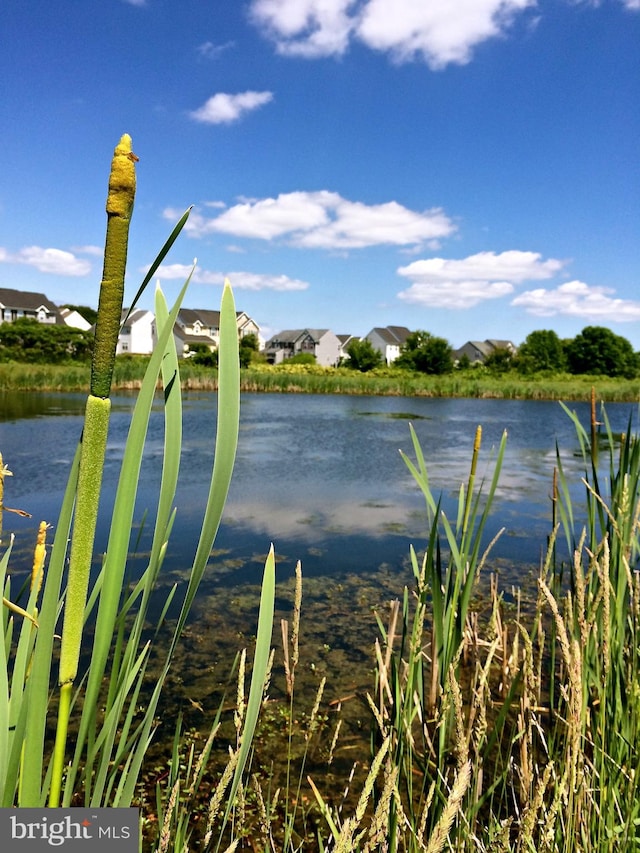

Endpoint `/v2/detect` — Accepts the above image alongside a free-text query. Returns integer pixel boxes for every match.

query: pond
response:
[1,390,638,720]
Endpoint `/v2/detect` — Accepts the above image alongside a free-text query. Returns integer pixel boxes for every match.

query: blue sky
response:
[2,0,639,348]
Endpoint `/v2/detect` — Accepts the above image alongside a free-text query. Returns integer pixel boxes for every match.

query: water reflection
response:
[1,390,637,589]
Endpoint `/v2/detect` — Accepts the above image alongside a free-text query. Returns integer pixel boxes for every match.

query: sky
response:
[1,0,639,349]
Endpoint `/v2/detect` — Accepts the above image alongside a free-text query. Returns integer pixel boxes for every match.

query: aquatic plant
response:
[0,136,274,827]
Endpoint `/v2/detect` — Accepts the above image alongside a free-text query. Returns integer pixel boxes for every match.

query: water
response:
[1,390,637,595]
[2,389,638,761]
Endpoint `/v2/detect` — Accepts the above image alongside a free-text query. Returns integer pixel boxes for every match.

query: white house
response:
[59,307,92,331]
[116,309,156,355]
[0,288,60,325]
[365,326,412,365]
[173,308,261,357]
[337,334,357,363]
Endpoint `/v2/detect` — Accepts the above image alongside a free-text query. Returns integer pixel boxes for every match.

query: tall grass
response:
[351,404,639,851]
[148,398,638,852]
[2,361,640,401]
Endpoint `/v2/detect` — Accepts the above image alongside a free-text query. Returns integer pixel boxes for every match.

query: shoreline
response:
[1,361,640,402]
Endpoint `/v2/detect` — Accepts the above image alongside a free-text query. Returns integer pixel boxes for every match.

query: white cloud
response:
[189,91,274,124]
[153,263,309,291]
[225,271,309,291]
[249,0,535,67]
[357,0,534,67]
[164,191,456,250]
[71,244,104,257]
[211,191,336,239]
[577,0,640,9]
[249,0,355,57]
[512,280,640,321]
[0,246,91,276]
[196,40,235,60]
[397,250,563,308]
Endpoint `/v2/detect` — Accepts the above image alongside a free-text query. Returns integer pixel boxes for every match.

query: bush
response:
[0,318,93,364]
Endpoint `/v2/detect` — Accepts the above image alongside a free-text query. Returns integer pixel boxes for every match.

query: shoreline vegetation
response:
[1,359,640,401]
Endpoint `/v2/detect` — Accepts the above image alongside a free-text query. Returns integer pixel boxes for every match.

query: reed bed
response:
[2,360,640,401]
[143,398,639,852]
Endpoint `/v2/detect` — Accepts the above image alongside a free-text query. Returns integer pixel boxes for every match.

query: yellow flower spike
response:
[31,520,49,595]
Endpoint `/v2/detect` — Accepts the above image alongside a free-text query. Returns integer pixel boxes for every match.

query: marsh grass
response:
[2,361,640,401]
[148,399,639,852]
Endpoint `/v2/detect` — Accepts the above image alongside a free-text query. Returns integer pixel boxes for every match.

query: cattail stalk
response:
[49,134,137,807]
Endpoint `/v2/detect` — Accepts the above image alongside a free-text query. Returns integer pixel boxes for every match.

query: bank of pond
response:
[1,360,640,401]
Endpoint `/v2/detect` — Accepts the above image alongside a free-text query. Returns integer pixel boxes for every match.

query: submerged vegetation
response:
[140,402,640,852]
[1,137,639,851]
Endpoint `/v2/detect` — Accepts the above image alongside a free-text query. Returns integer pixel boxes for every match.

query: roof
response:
[0,287,60,316]
[486,339,516,351]
[120,308,153,325]
[177,308,222,328]
[385,325,412,343]
[367,326,411,345]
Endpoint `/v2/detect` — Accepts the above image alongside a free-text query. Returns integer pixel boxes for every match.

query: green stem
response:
[58,395,111,686]
[50,135,136,806]
[48,683,72,807]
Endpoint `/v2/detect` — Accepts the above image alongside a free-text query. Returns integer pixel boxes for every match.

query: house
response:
[0,287,61,325]
[453,339,517,365]
[364,326,412,365]
[116,309,156,355]
[236,311,263,349]
[336,334,357,363]
[264,329,342,367]
[59,307,92,331]
[174,308,262,357]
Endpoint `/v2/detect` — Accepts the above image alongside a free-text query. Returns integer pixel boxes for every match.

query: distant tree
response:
[516,329,566,374]
[396,331,453,374]
[484,346,515,374]
[239,332,260,368]
[62,304,98,326]
[564,326,639,378]
[456,353,472,370]
[0,318,93,363]
[189,342,217,367]
[345,338,383,372]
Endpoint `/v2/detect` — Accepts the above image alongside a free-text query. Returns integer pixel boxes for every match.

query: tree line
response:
[0,318,94,364]
[345,326,640,378]
[1,317,638,380]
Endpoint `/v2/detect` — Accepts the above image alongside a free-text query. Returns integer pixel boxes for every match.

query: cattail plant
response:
[0,134,277,837]
[49,134,138,805]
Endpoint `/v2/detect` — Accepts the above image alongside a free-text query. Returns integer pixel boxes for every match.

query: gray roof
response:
[266,328,329,346]
[120,308,151,325]
[177,308,222,328]
[0,287,60,317]
[368,326,411,345]
[385,325,411,343]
